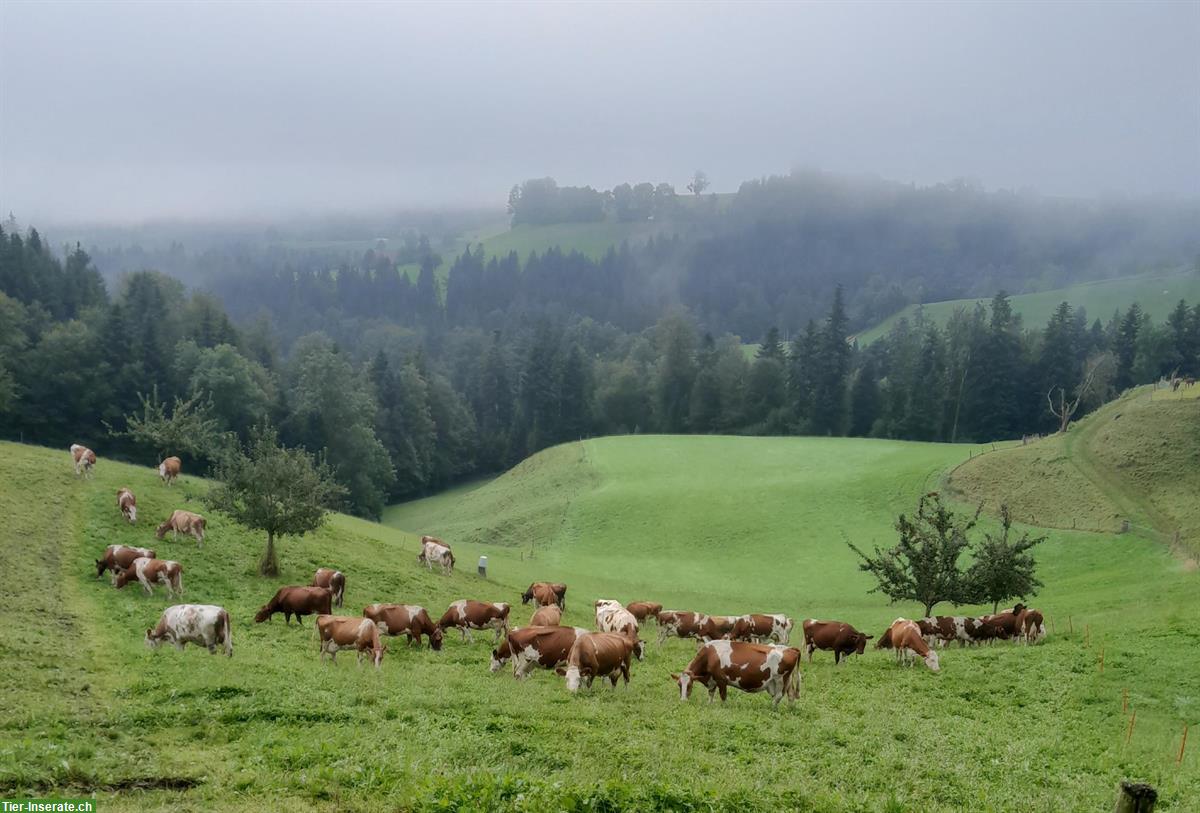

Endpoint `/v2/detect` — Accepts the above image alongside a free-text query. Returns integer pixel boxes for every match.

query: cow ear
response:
[864,634,875,639]
[554,667,567,676]
[669,673,679,681]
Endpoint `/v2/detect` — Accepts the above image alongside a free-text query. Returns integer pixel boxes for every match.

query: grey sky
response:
[1,0,1197,224]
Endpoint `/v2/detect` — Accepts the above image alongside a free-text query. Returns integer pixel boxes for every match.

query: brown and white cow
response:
[730,613,793,644]
[626,601,662,623]
[656,610,705,643]
[70,444,96,478]
[558,631,641,692]
[255,586,333,624]
[312,568,345,607]
[418,536,455,574]
[522,582,568,610]
[699,614,741,642]
[530,604,562,626]
[1015,607,1046,644]
[96,544,156,579]
[673,640,802,707]
[438,600,510,643]
[316,615,386,668]
[491,625,590,677]
[156,510,207,548]
[146,604,232,656]
[981,604,1026,642]
[113,557,183,598]
[802,619,873,664]
[159,456,182,486]
[116,488,137,524]
[919,616,1007,648]
[886,618,940,671]
[362,603,444,650]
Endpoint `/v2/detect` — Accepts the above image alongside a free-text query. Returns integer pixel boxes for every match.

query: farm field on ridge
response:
[2,427,1197,811]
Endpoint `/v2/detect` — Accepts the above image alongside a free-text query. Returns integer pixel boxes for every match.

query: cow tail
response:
[788,654,802,701]
[220,609,233,656]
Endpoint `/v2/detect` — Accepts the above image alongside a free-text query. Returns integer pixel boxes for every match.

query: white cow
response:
[595,599,639,636]
[146,604,232,656]
[418,537,455,574]
[70,444,96,478]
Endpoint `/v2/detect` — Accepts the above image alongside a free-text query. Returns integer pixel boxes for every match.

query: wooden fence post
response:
[1069,616,1074,634]
[1121,687,1128,713]
[1125,711,1137,746]
[1112,780,1156,813]
[1179,724,1189,766]
[1099,646,1104,672]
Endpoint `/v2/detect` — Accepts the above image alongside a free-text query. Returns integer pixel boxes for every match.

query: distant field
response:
[5,416,1197,810]
[857,268,1200,344]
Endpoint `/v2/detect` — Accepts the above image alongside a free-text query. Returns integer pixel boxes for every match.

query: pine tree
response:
[788,320,819,428]
[1113,303,1144,391]
[810,286,850,435]
[689,333,722,433]
[848,356,881,437]
[654,312,696,433]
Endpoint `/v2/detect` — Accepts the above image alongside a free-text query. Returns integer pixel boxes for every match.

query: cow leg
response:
[718,683,728,702]
[139,574,153,595]
[609,674,619,688]
[464,627,474,643]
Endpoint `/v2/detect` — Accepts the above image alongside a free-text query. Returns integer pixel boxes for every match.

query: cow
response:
[95,544,156,579]
[1015,608,1046,644]
[522,582,568,610]
[438,600,510,643]
[656,610,705,643]
[730,613,793,644]
[316,615,385,669]
[626,601,662,623]
[920,616,1008,648]
[116,488,137,524]
[113,557,183,598]
[254,586,333,624]
[886,618,940,671]
[418,536,455,574]
[362,603,443,650]
[699,614,741,642]
[146,604,232,657]
[491,625,590,678]
[672,640,802,707]
[156,510,207,548]
[530,605,562,626]
[981,604,1026,642]
[595,601,643,655]
[312,568,346,607]
[801,619,873,664]
[70,444,96,478]
[159,456,182,486]
[558,631,641,692]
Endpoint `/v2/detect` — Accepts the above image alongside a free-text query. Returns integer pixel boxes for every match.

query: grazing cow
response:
[311,568,345,607]
[656,610,705,643]
[146,604,232,656]
[802,619,873,664]
[730,613,793,644]
[255,586,333,624]
[558,631,641,692]
[116,488,137,524]
[418,536,455,574]
[673,640,802,707]
[159,456,182,485]
[70,444,96,478]
[920,616,1007,648]
[438,600,510,643]
[316,615,385,668]
[156,510,207,548]
[887,619,940,671]
[595,601,642,653]
[626,601,662,623]
[96,544,156,579]
[491,625,590,677]
[530,605,562,626]
[522,582,568,610]
[1015,608,1046,644]
[363,603,444,650]
[699,614,741,642]
[113,557,183,598]
[981,604,1026,641]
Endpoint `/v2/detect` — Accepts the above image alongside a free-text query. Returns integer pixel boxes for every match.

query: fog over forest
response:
[2,1,1197,223]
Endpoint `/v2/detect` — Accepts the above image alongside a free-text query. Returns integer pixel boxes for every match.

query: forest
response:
[3,173,1199,519]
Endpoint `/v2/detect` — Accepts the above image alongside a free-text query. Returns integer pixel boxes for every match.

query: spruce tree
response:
[810,286,850,435]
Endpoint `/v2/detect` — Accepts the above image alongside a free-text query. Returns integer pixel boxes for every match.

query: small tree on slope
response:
[967,504,1045,614]
[206,425,345,576]
[848,492,980,617]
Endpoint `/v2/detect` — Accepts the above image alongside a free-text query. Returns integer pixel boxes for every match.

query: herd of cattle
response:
[77,443,1049,708]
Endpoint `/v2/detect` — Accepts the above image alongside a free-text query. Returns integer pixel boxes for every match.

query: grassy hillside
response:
[857,268,1200,344]
[4,431,1198,811]
[946,385,1200,554]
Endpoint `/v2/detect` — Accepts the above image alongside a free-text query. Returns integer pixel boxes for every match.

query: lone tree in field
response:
[206,426,345,576]
[967,504,1045,614]
[1046,353,1111,434]
[686,170,710,196]
[848,492,980,617]
[109,386,227,461]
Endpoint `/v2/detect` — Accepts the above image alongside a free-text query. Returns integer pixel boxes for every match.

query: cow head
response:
[875,628,893,649]
[521,587,534,604]
[489,640,510,673]
[922,649,941,672]
[854,633,873,654]
[672,672,695,700]
[154,521,170,540]
[562,664,582,693]
[429,626,444,651]
[126,505,137,523]
[95,559,108,578]
[372,642,386,669]
[1012,603,1027,616]
[253,605,273,623]
[632,639,646,661]
[113,569,135,590]
[145,629,162,649]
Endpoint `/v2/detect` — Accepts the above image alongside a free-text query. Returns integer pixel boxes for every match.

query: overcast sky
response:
[1,0,1197,224]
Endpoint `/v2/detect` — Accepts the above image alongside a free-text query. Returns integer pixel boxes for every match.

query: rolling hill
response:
[856,268,1200,344]
[4,419,1198,810]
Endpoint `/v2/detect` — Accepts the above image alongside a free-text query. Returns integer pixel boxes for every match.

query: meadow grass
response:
[857,268,1200,344]
[2,429,1197,811]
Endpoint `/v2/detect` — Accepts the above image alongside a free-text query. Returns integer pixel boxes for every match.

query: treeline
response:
[506,177,681,226]
[5,221,1199,523]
